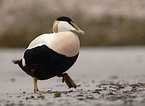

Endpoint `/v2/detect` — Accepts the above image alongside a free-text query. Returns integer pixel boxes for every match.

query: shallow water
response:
[0,47,145,106]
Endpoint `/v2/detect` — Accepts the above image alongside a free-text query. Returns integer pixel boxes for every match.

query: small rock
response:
[92,91,100,94]
[23,92,26,94]
[76,97,85,100]
[95,88,104,91]
[92,80,95,83]
[37,95,45,100]
[86,95,94,99]
[74,94,84,97]
[10,78,16,82]
[31,96,34,98]
[69,90,74,92]
[108,92,114,95]
[54,92,61,98]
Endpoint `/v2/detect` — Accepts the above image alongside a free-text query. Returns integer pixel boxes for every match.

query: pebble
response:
[74,94,84,97]
[54,92,61,98]
[76,96,85,100]
[95,88,104,91]
[37,95,45,100]
[10,78,16,82]
[86,95,94,99]
[23,92,26,94]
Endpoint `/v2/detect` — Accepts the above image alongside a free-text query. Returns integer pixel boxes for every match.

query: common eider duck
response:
[12,16,84,93]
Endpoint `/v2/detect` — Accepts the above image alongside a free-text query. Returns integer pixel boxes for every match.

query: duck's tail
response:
[12,60,20,64]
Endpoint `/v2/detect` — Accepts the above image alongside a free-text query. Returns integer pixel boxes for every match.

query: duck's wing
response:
[23,33,56,66]
[24,45,55,65]
[27,33,53,49]
[12,33,53,66]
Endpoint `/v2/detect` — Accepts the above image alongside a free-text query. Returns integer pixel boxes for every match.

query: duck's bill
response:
[76,29,85,35]
[70,22,84,35]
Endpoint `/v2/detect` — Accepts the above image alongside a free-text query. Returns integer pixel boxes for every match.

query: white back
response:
[27,33,53,49]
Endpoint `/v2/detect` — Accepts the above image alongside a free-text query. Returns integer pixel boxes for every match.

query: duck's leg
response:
[58,73,77,88]
[33,77,51,94]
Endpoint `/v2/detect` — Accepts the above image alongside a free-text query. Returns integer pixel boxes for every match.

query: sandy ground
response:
[0,47,145,106]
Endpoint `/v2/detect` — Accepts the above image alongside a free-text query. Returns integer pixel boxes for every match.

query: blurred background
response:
[0,0,145,48]
[1,1,145,105]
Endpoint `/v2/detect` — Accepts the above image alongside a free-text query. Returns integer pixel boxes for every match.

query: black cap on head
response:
[56,16,73,22]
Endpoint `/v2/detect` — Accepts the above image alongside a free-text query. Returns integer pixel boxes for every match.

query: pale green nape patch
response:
[27,33,54,49]
[53,21,59,33]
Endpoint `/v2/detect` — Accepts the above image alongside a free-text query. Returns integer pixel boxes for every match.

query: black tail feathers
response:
[12,60,20,64]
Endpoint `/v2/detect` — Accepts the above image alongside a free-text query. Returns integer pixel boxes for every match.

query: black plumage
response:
[56,16,75,28]
[14,45,79,80]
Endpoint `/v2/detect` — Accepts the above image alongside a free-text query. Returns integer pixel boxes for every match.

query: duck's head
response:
[53,16,84,35]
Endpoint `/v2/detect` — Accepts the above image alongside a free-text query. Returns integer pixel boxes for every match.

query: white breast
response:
[27,31,80,57]
[49,31,80,57]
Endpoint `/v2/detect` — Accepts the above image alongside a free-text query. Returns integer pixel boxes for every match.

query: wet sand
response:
[0,47,145,106]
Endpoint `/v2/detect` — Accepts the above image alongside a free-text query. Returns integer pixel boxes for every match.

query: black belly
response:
[19,45,79,80]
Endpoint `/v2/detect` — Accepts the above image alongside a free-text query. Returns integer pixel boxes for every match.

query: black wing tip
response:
[12,60,20,64]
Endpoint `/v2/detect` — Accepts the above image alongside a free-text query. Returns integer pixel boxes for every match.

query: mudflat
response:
[0,47,145,106]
